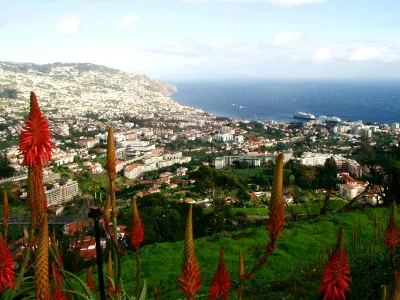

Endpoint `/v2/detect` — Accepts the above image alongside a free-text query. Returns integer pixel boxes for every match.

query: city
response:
[1,62,399,299]
[1,0,400,298]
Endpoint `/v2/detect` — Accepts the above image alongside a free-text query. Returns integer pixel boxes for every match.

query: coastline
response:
[168,80,400,125]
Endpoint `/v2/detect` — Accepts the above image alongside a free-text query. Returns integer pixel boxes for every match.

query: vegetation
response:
[238,121,284,140]
[0,154,15,179]
[191,166,251,202]
[3,91,400,300]
[0,88,17,99]
[94,207,393,299]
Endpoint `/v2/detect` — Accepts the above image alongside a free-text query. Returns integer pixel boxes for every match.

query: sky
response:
[1,0,400,80]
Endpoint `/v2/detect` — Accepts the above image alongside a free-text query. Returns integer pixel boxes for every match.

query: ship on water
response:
[293,112,316,120]
[318,115,342,122]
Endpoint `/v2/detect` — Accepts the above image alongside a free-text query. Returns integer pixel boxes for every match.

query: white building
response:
[124,152,192,179]
[214,133,234,142]
[300,152,362,177]
[125,141,156,157]
[215,151,292,169]
[234,135,244,144]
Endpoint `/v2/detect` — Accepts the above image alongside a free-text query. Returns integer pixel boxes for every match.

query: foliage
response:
[191,166,250,202]
[119,194,208,245]
[0,154,15,179]
[106,207,394,299]
[238,121,284,139]
[0,89,17,99]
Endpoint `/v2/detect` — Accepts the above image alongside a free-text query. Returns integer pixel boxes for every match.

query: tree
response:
[206,198,233,234]
[289,174,295,186]
[358,139,376,168]
[191,166,250,202]
[320,157,338,215]
[0,88,17,99]
[379,153,400,205]
[0,153,15,179]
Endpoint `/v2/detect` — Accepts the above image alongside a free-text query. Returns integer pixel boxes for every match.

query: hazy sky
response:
[1,0,400,79]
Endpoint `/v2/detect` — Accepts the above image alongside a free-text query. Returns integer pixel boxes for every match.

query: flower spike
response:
[208,247,231,300]
[34,214,50,299]
[106,127,116,182]
[384,202,400,253]
[130,197,144,249]
[51,262,66,300]
[179,205,201,300]
[319,228,351,300]
[86,266,95,293]
[267,152,285,252]
[19,91,53,167]
[0,232,16,293]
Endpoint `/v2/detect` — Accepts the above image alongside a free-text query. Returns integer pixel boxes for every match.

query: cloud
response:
[182,0,324,7]
[349,47,382,61]
[273,32,302,46]
[266,0,324,6]
[55,15,81,34]
[223,7,242,15]
[312,48,332,61]
[117,15,139,27]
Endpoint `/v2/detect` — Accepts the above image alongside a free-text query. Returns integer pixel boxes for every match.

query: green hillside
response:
[87,207,392,299]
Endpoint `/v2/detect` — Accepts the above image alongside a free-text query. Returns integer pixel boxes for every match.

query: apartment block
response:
[215,151,292,169]
[46,179,79,206]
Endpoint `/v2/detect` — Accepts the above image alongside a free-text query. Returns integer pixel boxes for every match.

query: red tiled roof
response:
[342,184,358,190]
[64,221,89,235]
[125,164,140,172]
[341,174,356,182]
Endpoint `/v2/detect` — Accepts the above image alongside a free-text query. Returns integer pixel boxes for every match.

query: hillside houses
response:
[124,152,191,179]
[337,172,382,205]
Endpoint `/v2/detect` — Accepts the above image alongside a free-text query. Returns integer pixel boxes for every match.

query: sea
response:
[169,79,400,124]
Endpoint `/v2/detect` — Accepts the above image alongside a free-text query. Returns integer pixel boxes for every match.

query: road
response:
[0,216,79,225]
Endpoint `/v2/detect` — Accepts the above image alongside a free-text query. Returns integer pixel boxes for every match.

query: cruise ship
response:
[318,115,342,122]
[293,112,316,120]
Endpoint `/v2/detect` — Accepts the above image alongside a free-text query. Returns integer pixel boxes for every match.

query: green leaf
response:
[139,280,147,300]
[59,269,96,299]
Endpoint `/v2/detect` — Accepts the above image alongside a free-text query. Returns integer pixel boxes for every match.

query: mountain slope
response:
[0,61,196,120]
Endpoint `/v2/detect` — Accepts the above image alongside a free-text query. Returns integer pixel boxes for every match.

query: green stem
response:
[110,180,121,290]
[6,229,33,300]
[136,248,141,300]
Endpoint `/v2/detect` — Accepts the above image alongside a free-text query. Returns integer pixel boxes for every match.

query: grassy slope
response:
[89,207,390,299]
[204,199,348,216]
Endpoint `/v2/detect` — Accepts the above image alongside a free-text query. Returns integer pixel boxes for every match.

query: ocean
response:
[170,79,400,124]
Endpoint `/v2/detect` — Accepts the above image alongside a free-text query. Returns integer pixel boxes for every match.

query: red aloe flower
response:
[208,247,231,300]
[319,228,351,300]
[19,92,53,167]
[384,202,400,253]
[0,232,16,293]
[51,229,64,268]
[179,205,201,300]
[267,153,285,253]
[51,262,66,300]
[86,266,95,293]
[130,197,144,249]
[51,286,66,300]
